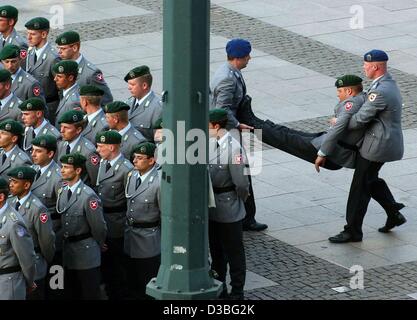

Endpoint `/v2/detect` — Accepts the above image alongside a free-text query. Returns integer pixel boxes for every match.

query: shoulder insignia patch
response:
[16,225,26,237]
[234,154,243,164]
[369,93,377,102]
[20,49,27,59]
[33,86,41,97]
[95,73,104,82]
[90,154,99,166]
[40,213,48,224]
[344,102,353,111]
[89,199,99,210]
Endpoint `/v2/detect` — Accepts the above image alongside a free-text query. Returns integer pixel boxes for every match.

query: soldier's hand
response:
[27,282,37,294]
[329,117,337,126]
[101,243,108,252]
[238,123,254,131]
[315,156,326,173]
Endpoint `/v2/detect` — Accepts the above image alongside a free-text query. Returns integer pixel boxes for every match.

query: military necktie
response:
[67,189,72,201]
[66,143,71,154]
[15,201,21,211]
[33,52,38,64]
[1,39,5,48]
[135,176,141,190]
[1,153,6,165]
[105,161,111,172]
[34,170,41,181]
[32,129,36,139]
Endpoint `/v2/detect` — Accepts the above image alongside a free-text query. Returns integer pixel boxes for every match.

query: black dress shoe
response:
[378,212,407,233]
[243,222,268,231]
[328,231,362,243]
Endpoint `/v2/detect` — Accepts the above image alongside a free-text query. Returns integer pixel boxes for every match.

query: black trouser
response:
[101,237,128,300]
[344,154,400,238]
[27,277,46,300]
[64,267,102,300]
[45,251,65,300]
[209,219,246,296]
[243,174,257,226]
[126,254,160,300]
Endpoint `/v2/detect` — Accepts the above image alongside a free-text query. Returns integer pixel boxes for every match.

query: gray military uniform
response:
[0,146,32,181]
[56,137,100,187]
[210,62,246,129]
[0,29,28,71]
[8,193,55,281]
[81,109,108,143]
[77,56,113,106]
[124,166,161,258]
[208,134,249,223]
[23,120,61,155]
[348,73,404,162]
[55,83,81,128]
[117,124,147,161]
[0,93,21,122]
[11,68,45,103]
[0,204,36,300]
[125,91,163,141]
[56,181,107,270]
[96,155,133,239]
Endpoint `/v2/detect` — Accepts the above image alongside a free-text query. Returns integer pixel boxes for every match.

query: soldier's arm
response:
[29,82,46,103]
[229,147,249,202]
[85,152,100,186]
[10,222,36,286]
[348,91,386,130]
[90,70,113,104]
[214,78,239,128]
[33,206,56,263]
[84,194,107,245]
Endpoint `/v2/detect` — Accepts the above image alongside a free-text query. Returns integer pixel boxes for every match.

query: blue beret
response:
[364,49,388,62]
[226,38,251,58]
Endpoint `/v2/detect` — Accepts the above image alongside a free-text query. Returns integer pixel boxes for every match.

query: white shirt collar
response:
[0,92,13,109]
[39,160,54,176]
[63,83,77,98]
[68,179,82,194]
[217,132,229,147]
[67,135,82,152]
[118,122,132,137]
[0,202,8,215]
[75,54,83,65]
[87,109,102,123]
[11,67,22,81]
[109,153,122,167]
[34,118,48,135]
[371,74,384,86]
[34,42,49,59]
[17,192,31,207]
[5,145,17,158]
[137,91,152,106]
[138,165,155,182]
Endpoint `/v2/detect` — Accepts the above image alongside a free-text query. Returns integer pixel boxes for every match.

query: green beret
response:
[7,166,37,181]
[124,65,150,82]
[25,17,50,30]
[32,134,57,150]
[60,152,86,167]
[0,5,18,19]
[95,130,122,144]
[335,75,363,88]
[132,142,156,157]
[79,85,104,97]
[0,177,8,190]
[58,110,86,124]
[0,120,24,136]
[103,101,130,113]
[18,98,46,111]
[209,109,228,122]
[55,31,80,46]
[152,117,163,129]
[53,60,79,74]
[0,69,11,83]
[0,44,20,60]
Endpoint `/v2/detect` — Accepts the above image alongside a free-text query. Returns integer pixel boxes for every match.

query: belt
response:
[65,232,92,243]
[104,205,127,214]
[213,186,235,194]
[0,265,21,275]
[51,212,61,220]
[337,140,359,151]
[128,220,160,228]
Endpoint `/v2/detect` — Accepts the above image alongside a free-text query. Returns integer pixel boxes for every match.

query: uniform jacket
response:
[0,146,32,181]
[56,180,107,270]
[81,109,108,143]
[0,93,21,122]
[118,124,147,161]
[96,155,133,238]
[208,134,249,223]
[11,68,45,103]
[55,83,81,128]
[124,166,161,259]
[348,73,404,163]
[23,120,61,154]
[8,193,55,280]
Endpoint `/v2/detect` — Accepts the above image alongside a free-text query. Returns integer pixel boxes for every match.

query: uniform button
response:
[99,193,102,196]
[65,223,68,225]
[130,209,133,212]
[66,214,68,217]
[111,186,114,189]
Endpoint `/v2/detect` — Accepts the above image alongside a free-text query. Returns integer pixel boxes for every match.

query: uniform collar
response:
[109,153,122,167]
[34,118,48,135]
[4,145,17,158]
[87,108,102,123]
[34,41,49,58]
[11,67,22,81]
[0,202,8,216]
[67,135,82,151]
[17,192,31,207]
[118,122,132,136]
[0,92,13,109]
[63,83,77,98]
[75,54,83,65]
[68,179,81,193]
[39,160,54,175]
[138,165,155,182]
[217,132,230,147]
[137,91,152,106]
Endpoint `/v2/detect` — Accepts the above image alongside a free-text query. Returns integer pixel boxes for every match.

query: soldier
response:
[0,120,32,181]
[79,85,108,143]
[0,5,28,70]
[56,110,100,188]
[25,17,61,125]
[0,68,21,121]
[0,45,44,102]
[53,60,81,128]
[210,38,266,232]
[55,31,113,105]
[57,152,107,299]
[208,109,249,300]
[0,177,36,300]
[103,101,146,160]
[96,130,133,300]
[7,166,55,300]
[124,141,161,299]
[124,66,162,141]
[19,97,60,155]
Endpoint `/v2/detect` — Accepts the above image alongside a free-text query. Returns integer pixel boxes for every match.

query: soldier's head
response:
[103,101,130,130]
[25,17,50,48]
[334,75,363,102]
[7,166,36,197]
[53,60,78,90]
[124,65,153,99]
[95,131,122,160]
[208,109,228,138]
[19,98,46,128]
[0,177,9,205]
[0,120,24,150]
[0,69,11,99]
[363,49,388,80]
[58,110,86,142]
[31,134,57,167]
[0,5,18,34]
[131,142,156,174]
[226,38,251,70]
[79,85,103,113]
[60,152,86,182]
[0,44,22,74]
[55,31,81,60]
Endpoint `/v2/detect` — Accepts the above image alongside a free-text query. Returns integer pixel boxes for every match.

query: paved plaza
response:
[15,0,417,299]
